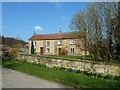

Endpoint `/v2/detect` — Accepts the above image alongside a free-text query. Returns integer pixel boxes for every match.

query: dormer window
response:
[70,39,75,45]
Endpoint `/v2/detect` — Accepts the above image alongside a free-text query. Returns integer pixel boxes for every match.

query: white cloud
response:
[34,25,43,31]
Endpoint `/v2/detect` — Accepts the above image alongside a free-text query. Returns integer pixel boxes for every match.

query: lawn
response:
[43,54,92,60]
[2,59,120,89]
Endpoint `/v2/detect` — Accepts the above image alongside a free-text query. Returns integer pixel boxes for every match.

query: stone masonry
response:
[17,54,120,76]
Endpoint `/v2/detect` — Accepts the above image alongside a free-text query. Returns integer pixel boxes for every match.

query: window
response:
[70,48,74,53]
[46,48,50,53]
[34,48,36,52]
[46,41,50,46]
[33,41,37,46]
[70,40,75,44]
[58,40,62,45]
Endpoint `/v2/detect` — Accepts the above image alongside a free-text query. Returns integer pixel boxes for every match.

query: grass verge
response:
[2,59,120,89]
[44,54,92,60]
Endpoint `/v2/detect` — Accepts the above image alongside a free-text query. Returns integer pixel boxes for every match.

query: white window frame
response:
[70,39,75,44]
[34,48,36,52]
[58,40,62,45]
[46,41,50,46]
[46,48,50,53]
[70,48,74,53]
[33,41,37,46]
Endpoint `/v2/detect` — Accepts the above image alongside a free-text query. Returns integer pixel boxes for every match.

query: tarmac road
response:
[2,67,73,88]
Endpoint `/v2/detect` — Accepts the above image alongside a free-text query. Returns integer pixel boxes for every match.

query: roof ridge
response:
[35,32,72,36]
[29,31,79,40]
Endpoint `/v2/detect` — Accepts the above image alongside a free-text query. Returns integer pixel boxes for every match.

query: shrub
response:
[2,51,14,60]
[61,48,68,55]
[31,41,34,54]
[11,48,20,54]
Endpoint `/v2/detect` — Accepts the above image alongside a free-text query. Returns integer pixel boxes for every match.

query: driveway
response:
[2,68,73,88]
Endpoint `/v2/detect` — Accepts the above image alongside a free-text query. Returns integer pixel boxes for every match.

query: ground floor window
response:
[46,48,50,53]
[70,48,74,53]
[34,48,36,52]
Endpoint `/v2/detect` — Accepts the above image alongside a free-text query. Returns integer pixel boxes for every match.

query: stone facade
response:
[17,54,120,76]
[29,39,86,56]
[28,32,89,56]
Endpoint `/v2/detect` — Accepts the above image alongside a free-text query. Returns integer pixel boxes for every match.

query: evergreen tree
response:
[31,41,34,54]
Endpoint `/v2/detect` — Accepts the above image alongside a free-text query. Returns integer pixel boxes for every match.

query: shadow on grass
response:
[2,59,20,69]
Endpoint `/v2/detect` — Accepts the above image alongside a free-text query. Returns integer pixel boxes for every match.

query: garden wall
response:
[17,54,120,76]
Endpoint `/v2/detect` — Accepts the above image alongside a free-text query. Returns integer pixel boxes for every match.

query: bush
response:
[2,51,14,60]
[2,60,19,69]
[61,48,68,55]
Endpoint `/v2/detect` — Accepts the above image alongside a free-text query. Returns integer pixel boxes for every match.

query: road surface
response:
[2,68,73,88]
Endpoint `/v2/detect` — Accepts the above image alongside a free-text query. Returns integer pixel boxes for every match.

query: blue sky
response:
[2,2,87,42]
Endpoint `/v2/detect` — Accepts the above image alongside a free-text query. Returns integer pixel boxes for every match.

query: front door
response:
[58,48,62,55]
[40,47,43,54]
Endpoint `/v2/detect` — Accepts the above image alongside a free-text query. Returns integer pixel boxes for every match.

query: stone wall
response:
[17,54,120,76]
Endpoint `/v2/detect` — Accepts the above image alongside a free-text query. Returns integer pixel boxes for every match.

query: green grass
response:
[2,59,120,89]
[0,59,2,66]
[44,54,92,60]
[0,63,2,66]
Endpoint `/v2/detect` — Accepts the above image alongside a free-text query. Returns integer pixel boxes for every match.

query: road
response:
[2,68,73,88]
[0,67,2,89]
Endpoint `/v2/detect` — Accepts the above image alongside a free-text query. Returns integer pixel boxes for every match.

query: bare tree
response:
[70,2,119,61]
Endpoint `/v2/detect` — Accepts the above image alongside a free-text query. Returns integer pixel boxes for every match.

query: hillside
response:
[0,36,27,47]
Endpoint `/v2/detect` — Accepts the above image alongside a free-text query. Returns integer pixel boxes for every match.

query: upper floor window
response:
[33,41,37,46]
[70,39,75,45]
[46,41,50,46]
[58,40,62,45]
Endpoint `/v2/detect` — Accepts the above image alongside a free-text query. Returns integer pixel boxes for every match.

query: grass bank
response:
[2,59,120,89]
[23,53,92,60]
[42,54,92,60]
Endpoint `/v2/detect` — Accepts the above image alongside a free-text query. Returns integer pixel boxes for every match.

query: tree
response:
[112,2,120,60]
[70,2,119,61]
[69,10,88,56]
[31,41,34,54]
[1,36,27,47]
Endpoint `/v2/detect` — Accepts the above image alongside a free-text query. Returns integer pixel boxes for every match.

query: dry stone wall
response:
[17,54,120,76]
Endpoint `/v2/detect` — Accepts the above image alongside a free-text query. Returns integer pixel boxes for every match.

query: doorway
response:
[58,48,62,55]
[40,47,43,54]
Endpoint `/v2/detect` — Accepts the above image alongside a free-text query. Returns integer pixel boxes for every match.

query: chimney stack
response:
[33,31,36,36]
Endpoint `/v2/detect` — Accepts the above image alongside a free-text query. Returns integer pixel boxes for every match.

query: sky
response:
[2,2,87,42]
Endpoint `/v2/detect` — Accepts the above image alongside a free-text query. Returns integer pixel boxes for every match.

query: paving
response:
[2,67,73,88]
[0,67,2,89]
